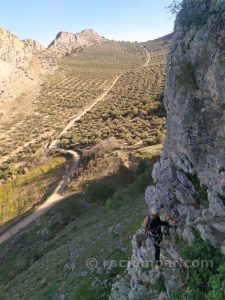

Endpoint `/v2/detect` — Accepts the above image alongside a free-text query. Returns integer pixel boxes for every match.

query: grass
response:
[132,146,162,159]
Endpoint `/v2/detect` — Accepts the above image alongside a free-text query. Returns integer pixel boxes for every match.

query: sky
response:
[0,0,175,47]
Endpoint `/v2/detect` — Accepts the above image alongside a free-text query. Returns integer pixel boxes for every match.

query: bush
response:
[127,169,152,196]
[136,161,149,175]
[168,0,209,28]
[105,198,114,210]
[117,164,135,185]
[155,273,166,293]
[206,262,225,300]
[86,182,115,203]
[177,232,225,300]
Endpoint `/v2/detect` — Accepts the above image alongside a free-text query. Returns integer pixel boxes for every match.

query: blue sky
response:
[0,0,175,46]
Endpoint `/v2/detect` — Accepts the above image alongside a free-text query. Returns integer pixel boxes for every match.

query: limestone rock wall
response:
[147,0,225,252]
[110,1,225,299]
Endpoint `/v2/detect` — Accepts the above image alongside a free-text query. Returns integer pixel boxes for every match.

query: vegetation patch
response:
[170,232,225,300]
[176,62,198,91]
[168,0,210,28]
[186,173,208,208]
[0,157,66,225]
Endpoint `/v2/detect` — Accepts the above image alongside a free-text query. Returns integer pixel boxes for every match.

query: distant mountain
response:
[48,29,105,55]
[0,27,170,103]
[0,28,57,103]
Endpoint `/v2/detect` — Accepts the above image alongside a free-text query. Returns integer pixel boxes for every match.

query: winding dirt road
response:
[0,47,151,245]
[0,76,121,245]
[141,45,151,67]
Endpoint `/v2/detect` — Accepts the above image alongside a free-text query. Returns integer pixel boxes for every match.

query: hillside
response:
[0,28,57,103]
[0,30,171,299]
[59,40,169,148]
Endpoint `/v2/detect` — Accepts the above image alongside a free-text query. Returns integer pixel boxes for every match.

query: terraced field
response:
[0,41,146,180]
[59,40,170,148]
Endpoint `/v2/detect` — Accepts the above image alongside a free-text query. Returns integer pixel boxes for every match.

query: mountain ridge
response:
[48,28,105,55]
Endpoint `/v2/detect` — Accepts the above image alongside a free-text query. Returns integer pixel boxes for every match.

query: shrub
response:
[186,173,208,208]
[155,273,166,293]
[168,0,209,28]
[136,161,149,175]
[105,198,114,210]
[177,232,225,300]
[117,164,135,185]
[86,182,115,203]
[206,262,225,300]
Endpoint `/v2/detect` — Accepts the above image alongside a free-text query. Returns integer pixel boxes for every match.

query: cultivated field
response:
[59,41,169,148]
[0,41,146,181]
[0,37,170,226]
[0,157,66,225]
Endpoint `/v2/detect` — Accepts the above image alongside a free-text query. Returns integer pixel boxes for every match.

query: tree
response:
[167,0,183,15]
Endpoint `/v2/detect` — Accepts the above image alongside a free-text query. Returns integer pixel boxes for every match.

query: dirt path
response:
[0,47,151,245]
[48,75,121,149]
[141,45,151,67]
[0,75,120,245]
[0,150,80,245]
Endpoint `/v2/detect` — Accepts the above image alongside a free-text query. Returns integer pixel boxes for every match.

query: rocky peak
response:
[0,27,30,62]
[23,39,46,52]
[0,27,57,102]
[48,28,104,55]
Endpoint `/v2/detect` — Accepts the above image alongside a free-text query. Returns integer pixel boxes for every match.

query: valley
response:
[0,27,170,299]
[1,1,225,300]
[0,35,169,228]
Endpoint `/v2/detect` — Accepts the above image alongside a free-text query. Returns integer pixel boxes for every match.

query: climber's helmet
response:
[150,205,160,216]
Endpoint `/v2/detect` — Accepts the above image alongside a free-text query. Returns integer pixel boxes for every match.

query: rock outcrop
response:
[110,0,225,299]
[0,28,103,102]
[48,29,104,55]
[0,28,57,102]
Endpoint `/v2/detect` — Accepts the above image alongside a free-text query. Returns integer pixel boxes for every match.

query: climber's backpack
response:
[143,215,153,233]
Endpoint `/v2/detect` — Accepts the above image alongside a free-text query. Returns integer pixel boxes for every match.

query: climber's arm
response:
[158,219,170,227]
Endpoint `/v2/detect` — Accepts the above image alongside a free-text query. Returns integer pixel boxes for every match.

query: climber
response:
[143,205,170,267]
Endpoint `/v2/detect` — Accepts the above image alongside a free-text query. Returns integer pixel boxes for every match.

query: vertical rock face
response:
[110,1,225,299]
[48,29,105,55]
[148,0,225,247]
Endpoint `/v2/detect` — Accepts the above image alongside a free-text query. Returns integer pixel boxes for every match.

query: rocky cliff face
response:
[0,28,57,103]
[48,29,104,55]
[0,28,103,102]
[110,1,225,299]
